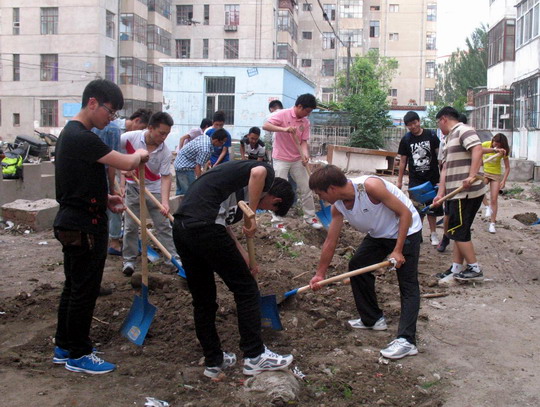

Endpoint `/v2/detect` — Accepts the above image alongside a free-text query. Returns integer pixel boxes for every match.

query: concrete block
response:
[1,198,59,231]
[507,158,534,182]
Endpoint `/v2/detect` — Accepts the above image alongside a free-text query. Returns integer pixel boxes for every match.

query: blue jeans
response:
[107,209,122,240]
[175,169,196,196]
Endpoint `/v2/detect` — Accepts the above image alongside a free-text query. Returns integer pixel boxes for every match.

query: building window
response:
[224,39,239,59]
[323,4,336,21]
[175,39,191,58]
[120,14,148,44]
[41,7,58,35]
[40,54,58,81]
[427,4,437,21]
[322,32,336,49]
[278,10,297,40]
[488,19,515,66]
[340,29,362,47]
[204,4,210,25]
[321,87,334,103]
[341,0,362,18]
[370,6,381,11]
[148,0,172,19]
[148,25,172,55]
[322,59,335,76]
[203,39,209,58]
[388,89,398,97]
[389,4,399,13]
[106,11,115,38]
[516,0,539,47]
[146,63,163,90]
[369,21,380,38]
[277,43,297,66]
[426,32,436,50]
[119,57,148,87]
[13,8,20,35]
[301,59,312,67]
[425,88,435,102]
[205,77,235,125]
[225,4,240,26]
[176,5,193,25]
[105,56,115,82]
[389,33,399,41]
[302,31,312,40]
[13,113,21,127]
[426,60,435,78]
[40,100,58,127]
[303,3,312,11]
[13,54,20,81]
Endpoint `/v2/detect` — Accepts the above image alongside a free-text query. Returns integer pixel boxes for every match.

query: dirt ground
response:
[1,176,540,407]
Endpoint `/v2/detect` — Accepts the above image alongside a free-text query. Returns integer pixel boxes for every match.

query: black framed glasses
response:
[99,103,119,119]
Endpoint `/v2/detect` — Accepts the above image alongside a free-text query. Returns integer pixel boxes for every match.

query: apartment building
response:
[170,0,437,106]
[477,0,539,171]
[0,0,172,141]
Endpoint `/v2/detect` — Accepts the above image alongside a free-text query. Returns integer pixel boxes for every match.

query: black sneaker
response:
[454,266,484,282]
[435,267,453,279]
[437,235,450,252]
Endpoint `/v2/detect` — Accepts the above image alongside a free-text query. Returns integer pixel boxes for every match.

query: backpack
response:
[1,151,23,179]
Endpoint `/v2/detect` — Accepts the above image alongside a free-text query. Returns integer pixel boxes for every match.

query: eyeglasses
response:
[99,104,119,119]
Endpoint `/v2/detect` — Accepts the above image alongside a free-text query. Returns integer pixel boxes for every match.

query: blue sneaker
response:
[53,346,69,364]
[65,353,116,374]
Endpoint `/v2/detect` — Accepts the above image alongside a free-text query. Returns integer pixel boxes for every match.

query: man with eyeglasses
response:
[53,79,149,374]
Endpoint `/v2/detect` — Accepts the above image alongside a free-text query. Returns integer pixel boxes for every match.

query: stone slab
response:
[1,199,59,231]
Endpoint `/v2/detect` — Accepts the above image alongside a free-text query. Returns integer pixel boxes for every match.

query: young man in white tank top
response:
[308,165,423,360]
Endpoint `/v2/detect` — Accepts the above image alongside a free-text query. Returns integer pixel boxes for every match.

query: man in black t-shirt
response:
[172,160,296,378]
[397,111,441,246]
[53,79,149,375]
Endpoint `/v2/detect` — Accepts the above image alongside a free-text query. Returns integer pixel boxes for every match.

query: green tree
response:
[334,50,398,149]
[436,25,488,106]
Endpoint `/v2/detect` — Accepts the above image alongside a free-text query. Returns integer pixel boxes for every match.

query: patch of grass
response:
[505,184,524,196]
[421,380,440,389]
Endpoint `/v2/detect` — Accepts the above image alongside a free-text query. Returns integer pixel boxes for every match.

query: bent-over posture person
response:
[309,165,422,360]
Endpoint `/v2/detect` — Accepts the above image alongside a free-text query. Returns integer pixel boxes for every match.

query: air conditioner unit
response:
[224,25,238,31]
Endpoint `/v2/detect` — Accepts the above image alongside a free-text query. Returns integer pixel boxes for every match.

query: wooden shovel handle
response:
[139,164,149,287]
[483,152,502,164]
[238,200,256,269]
[132,174,174,222]
[291,131,311,176]
[426,175,485,212]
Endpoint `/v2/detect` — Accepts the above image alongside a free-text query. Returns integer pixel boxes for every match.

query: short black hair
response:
[129,108,152,124]
[403,111,420,125]
[200,118,213,129]
[436,106,460,120]
[309,165,348,192]
[211,128,228,141]
[458,113,468,124]
[295,93,317,109]
[268,177,295,217]
[269,100,283,111]
[81,79,124,110]
[148,112,174,128]
[248,126,261,136]
[213,110,226,123]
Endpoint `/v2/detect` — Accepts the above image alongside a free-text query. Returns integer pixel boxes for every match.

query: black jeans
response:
[54,228,107,358]
[172,220,264,367]
[349,231,421,344]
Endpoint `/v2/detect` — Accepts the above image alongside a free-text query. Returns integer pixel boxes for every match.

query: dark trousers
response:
[54,229,107,358]
[172,221,264,367]
[349,231,421,344]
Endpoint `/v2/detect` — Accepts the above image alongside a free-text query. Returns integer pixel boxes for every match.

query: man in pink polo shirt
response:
[263,94,322,229]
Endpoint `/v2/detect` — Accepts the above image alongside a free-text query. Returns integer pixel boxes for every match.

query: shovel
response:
[121,164,157,346]
[421,175,484,214]
[260,260,394,330]
[237,201,282,330]
[291,131,331,228]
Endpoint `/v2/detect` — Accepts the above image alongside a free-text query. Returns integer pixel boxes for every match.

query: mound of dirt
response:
[513,212,539,225]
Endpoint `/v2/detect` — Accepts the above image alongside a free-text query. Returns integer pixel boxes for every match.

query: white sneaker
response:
[243,347,293,375]
[203,351,237,379]
[305,217,323,230]
[430,232,440,246]
[122,262,135,277]
[348,316,387,330]
[488,223,496,233]
[380,338,418,360]
[484,206,493,218]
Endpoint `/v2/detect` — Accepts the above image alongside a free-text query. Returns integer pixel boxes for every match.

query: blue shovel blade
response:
[120,285,157,346]
[260,294,283,330]
[172,257,187,279]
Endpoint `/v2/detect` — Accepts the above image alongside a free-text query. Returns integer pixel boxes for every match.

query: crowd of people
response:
[51,79,510,376]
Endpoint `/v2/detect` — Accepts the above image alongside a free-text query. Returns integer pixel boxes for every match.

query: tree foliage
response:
[334,50,398,149]
[436,25,488,106]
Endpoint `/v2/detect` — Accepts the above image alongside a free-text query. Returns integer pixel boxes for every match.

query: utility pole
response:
[346,36,351,95]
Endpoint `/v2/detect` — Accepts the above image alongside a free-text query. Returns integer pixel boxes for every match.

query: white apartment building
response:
[0,0,172,141]
[478,0,539,172]
[170,0,437,106]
